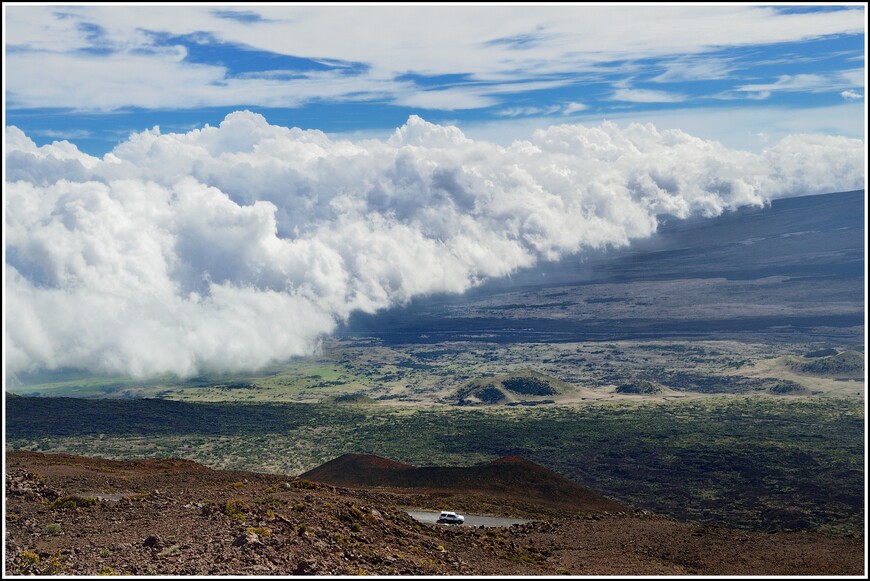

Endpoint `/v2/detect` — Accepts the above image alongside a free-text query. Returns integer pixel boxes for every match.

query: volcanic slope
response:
[303,453,629,514]
[5,451,863,576]
[342,189,865,345]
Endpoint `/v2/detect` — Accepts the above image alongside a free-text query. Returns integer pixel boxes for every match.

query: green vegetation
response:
[507,545,547,565]
[50,495,97,509]
[247,527,272,537]
[7,395,863,534]
[44,523,63,535]
[224,499,249,520]
[458,385,506,405]
[7,359,365,402]
[804,348,838,358]
[501,376,557,396]
[11,339,857,405]
[787,350,864,377]
[455,369,567,405]
[331,393,376,405]
[767,380,809,395]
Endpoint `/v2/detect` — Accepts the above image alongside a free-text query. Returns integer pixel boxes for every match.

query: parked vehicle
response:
[436,511,465,524]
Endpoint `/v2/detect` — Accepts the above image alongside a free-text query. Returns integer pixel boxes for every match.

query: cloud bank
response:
[4,112,865,378]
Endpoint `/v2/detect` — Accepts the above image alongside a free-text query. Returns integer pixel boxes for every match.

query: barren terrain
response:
[5,452,864,576]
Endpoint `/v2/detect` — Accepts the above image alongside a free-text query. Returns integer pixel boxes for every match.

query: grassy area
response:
[7,360,366,402]
[6,395,863,535]
[10,338,861,405]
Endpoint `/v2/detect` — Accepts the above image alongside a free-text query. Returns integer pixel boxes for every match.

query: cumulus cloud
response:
[4,113,865,378]
[841,90,863,101]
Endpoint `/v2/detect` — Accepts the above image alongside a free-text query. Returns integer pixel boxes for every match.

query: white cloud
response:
[29,129,94,140]
[735,68,864,97]
[562,102,588,115]
[3,5,864,111]
[496,105,564,118]
[496,102,588,118]
[651,56,736,83]
[456,102,865,152]
[4,113,865,378]
[611,88,687,103]
[841,90,863,100]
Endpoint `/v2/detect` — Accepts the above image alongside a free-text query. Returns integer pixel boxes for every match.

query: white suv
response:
[436,511,465,524]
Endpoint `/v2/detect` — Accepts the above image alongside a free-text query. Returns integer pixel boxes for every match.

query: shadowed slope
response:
[301,453,626,513]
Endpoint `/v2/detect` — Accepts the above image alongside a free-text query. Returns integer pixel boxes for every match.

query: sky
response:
[4,3,866,153]
[3,3,867,379]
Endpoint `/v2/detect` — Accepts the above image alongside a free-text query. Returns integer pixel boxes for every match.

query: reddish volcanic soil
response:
[5,451,865,576]
[300,453,628,516]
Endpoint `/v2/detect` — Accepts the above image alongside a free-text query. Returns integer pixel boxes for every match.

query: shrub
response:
[45,523,63,535]
[159,545,181,557]
[247,526,271,537]
[256,496,283,507]
[292,479,319,490]
[50,496,97,509]
[19,551,41,575]
[224,499,249,520]
[46,551,63,574]
[350,505,365,520]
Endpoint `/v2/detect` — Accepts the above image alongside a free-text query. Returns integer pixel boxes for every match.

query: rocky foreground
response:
[4,451,864,576]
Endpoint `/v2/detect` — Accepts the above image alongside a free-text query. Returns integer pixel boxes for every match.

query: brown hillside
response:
[301,453,627,513]
[5,451,863,576]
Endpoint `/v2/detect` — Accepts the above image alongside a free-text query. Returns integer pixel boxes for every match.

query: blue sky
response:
[3,4,865,154]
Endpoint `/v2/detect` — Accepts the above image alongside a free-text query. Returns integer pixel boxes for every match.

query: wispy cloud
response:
[734,68,863,97]
[3,5,863,114]
[494,101,589,118]
[611,88,687,103]
[841,89,863,100]
[562,102,588,115]
[211,9,272,24]
[650,56,736,83]
[496,105,561,118]
[30,128,94,139]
